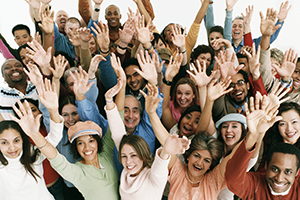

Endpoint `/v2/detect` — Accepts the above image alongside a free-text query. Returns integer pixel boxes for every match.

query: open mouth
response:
[193,164,202,171]
[84,151,93,156]
[286,132,296,138]
[11,72,20,77]
[8,151,18,156]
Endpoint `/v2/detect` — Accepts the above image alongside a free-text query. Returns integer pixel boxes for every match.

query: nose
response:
[276,171,285,182]
[128,111,134,118]
[286,123,294,132]
[227,126,232,132]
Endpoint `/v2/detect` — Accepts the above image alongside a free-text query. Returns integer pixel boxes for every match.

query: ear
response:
[105,15,108,20]
[296,169,300,176]
[119,14,122,20]
[29,36,33,42]
[246,82,250,91]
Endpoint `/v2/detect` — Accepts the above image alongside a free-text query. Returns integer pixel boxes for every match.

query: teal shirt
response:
[50,130,119,200]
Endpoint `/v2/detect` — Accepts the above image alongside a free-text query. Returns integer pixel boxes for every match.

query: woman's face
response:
[278,110,300,145]
[209,32,223,51]
[76,135,98,163]
[88,37,97,54]
[61,104,80,128]
[187,149,212,181]
[121,144,144,176]
[154,38,166,50]
[220,121,243,148]
[196,53,212,68]
[179,111,201,137]
[19,48,32,65]
[176,84,195,109]
[0,128,23,159]
[23,102,41,119]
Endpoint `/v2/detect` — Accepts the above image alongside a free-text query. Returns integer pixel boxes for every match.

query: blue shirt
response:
[54,23,76,59]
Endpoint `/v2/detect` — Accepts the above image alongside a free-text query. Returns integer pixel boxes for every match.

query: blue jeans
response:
[47,176,65,200]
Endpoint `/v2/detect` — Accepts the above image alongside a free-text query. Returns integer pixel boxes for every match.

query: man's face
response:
[105,5,121,28]
[2,59,26,86]
[238,57,249,76]
[124,65,145,93]
[14,29,32,46]
[227,73,249,106]
[65,22,80,40]
[232,19,244,40]
[55,10,69,31]
[124,96,141,134]
[266,152,299,193]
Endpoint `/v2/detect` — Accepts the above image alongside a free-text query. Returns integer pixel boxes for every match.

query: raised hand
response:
[170,25,186,49]
[241,5,254,33]
[90,21,110,53]
[245,92,282,135]
[70,66,95,101]
[51,55,69,80]
[34,32,42,46]
[25,0,40,9]
[267,82,290,111]
[207,77,233,102]
[135,50,158,85]
[110,53,126,83]
[10,100,41,138]
[277,1,291,22]
[211,38,232,50]
[69,29,81,47]
[215,49,244,79]
[119,18,135,47]
[135,15,152,45]
[164,53,183,81]
[226,0,239,11]
[38,78,59,111]
[88,54,106,79]
[243,43,261,80]
[140,83,161,115]
[26,39,52,68]
[259,8,281,36]
[39,4,54,34]
[24,62,43,91]
[187,60,215,88]
[104,78,124,102]
[77,27,93,43]
[272,48,297,78]
[152,51,164,74]
[162,135,190,156]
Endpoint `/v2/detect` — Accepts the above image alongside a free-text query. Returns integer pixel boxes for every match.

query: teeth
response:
[184,126,191,131]
[131,82,138,87]
[127,166,134,170]
[226,135,234,138]
[194,165,202,170]
[85,151,92,155]
[12,72,20,76]
[126,119,135,123]
[274,182,284,187]
[236,92,242,95]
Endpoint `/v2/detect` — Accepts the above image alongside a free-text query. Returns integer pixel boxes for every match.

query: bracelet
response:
[118,45,127,50]
[163,77,172,86]
[38,141,48,150]
[180,49,186,54]
[99,48,110,54]
[94,8,100,12]
[105,99,113,103]
[144,44,153,51]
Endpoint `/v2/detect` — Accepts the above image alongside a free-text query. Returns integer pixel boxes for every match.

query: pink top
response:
[169,100,182,123]
[168,158,226,200]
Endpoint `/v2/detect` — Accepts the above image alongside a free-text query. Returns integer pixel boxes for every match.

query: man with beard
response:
[0,59,38,120]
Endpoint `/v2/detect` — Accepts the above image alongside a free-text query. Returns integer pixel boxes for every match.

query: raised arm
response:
[77,27,93,71]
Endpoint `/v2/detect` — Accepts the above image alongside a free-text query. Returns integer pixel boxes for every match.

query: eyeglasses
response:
[229,80,245,88]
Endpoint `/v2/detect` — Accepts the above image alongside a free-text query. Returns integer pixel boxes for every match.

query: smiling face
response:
[88,37,97,54]
[61,104,80,128]
[124,96,141,134]
[19,48,32,66]
[2,59,27,87]
[175,84,195,109]
[124,65,145,93]
[14,29,32,47]
[55,10,69,32]
[220,121,243,149]
[278,110,300,145]
[187,149,212,181]
[197,53,212,68]
[179,111,201,137]
[154,38,166,50]
[76,135,98,164]
[0,128,23,159]
[292,62,300,92]
[228,73,249,106]
[232,19,244,41]
[105,5,121,28]
[266,152,298,193]
[121,143,144,176]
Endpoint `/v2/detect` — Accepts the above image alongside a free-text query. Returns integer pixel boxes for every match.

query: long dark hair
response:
[0,121,40,181]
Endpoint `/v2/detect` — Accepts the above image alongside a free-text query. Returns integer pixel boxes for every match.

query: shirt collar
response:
[268,183,291,196]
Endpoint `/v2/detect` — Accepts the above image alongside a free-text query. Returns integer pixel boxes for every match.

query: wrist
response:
[143,42,152,50]
[76,94,86,101]
[163,77,172,86]
[81,41,89,50]
[281,76,292,83]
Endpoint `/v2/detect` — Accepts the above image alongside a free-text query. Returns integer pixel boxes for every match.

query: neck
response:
[81,155,100,169]
[10,81,27,94]
[232,37,243,48]
[109,24,121,32]
[126,127,135,135]
[186,167,203,184]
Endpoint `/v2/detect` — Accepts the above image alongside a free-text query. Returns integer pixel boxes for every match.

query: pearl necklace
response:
[186,170,201,184]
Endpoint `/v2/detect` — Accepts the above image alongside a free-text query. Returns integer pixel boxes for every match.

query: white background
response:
[0,0,299,86]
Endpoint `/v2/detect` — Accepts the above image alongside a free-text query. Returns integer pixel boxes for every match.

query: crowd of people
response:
[0,0,300,199]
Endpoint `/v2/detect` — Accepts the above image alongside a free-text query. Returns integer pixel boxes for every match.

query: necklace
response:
[186,170,201,184]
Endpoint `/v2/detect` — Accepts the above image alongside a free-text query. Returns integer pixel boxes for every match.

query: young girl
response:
[105,78,190,200]
[1,79,64,200]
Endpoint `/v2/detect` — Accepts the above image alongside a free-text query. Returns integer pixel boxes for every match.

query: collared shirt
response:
[54,23,76,59]
[232,98,248,115]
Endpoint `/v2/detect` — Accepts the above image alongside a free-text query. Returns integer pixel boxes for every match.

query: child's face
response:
[0,128,23,159]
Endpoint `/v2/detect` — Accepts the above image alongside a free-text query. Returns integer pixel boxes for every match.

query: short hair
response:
[1,58,23,75]
[270,48,284,65]
[209,26,224,37]
[172,78,199,109]
[232,16,244,23]
[105,4,120,15]
[12,24,31,36]
[122,58,140,70]
[125,95,143,115]
[266,143,300,170]
[66,17,81,27]
[118,135,153,169]
[70,134,103,160]
[184,133,224,171]
[190,44,215,65]
[63,67,79,86]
